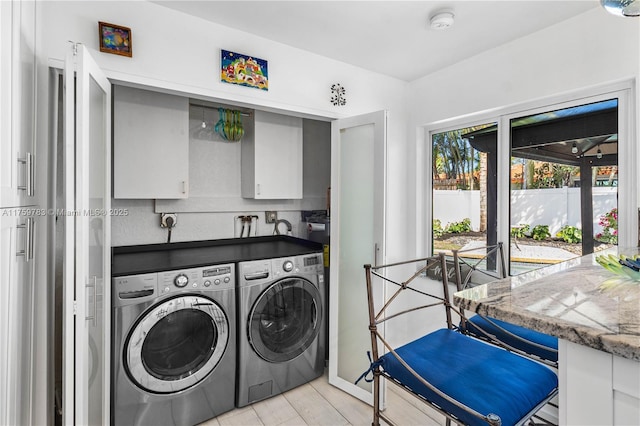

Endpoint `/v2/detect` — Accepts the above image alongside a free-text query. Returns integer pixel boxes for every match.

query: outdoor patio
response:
[435,231,614,273]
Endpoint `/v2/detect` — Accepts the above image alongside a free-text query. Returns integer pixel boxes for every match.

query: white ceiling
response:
[152,1,601,82]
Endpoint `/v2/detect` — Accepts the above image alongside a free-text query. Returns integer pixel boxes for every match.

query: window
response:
[431,123,497,256]
[425,83,635,277]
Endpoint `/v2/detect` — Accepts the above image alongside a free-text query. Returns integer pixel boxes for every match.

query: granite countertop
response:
[453,247,640,361]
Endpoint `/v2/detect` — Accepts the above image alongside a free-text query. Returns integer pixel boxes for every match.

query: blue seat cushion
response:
[466,315,558,362]
[378,329,557,426]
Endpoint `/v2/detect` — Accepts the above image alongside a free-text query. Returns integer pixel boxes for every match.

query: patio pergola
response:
[464,99,618,256]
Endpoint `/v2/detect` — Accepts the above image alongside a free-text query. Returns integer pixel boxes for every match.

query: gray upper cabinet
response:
[241,110,303,199]
[113,85,189,199]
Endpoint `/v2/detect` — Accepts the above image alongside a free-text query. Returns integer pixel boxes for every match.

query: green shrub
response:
[445,218,472,234]
[531,224,550,241]
[433,219,444,239]
[510,224,530,238]
[556,225,582,243]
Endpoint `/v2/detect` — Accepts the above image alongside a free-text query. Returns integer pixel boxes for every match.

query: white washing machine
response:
[112,264,236,425]
[236,253,325,407]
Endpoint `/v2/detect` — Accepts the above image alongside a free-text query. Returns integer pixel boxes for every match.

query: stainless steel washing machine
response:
[236,253,325,407]
[112,264,236,425]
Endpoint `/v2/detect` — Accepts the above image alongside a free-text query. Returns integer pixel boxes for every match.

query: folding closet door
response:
[329,111,386,405]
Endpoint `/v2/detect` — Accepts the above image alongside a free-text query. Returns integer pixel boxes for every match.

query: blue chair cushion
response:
[377,328,557,426]
[466,315,558,362]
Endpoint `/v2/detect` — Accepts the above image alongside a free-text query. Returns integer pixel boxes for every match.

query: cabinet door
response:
[0,211,36,426]
[242,110,303,199]
[113,85,189,199]
[0,0,36,207]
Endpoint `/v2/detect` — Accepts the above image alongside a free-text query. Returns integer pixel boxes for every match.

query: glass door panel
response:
[509,99,618,274]
[85,68,109,426]
[337,123,374,393]
[63,44,111,425]
[329,111,386,405]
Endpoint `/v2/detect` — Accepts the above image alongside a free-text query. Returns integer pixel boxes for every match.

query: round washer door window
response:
[248,277,322,363]
[125,295,229,394]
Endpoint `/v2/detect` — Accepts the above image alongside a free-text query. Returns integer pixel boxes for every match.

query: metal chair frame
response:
[363,252,558,426]
[452,243,559,367]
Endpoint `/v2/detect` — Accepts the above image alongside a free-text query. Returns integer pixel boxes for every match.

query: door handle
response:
[373,243,376,266]
[16,217,34,261]
[86,276,97,327]
[244,271,270,280]
[311,299,318,330]
[17,152,34,196]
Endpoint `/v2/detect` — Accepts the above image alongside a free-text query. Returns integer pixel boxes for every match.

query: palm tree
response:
[432,129,479,189]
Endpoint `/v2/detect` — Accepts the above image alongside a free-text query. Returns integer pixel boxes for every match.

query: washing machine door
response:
[248,277,322,362]
[124,294,229,394]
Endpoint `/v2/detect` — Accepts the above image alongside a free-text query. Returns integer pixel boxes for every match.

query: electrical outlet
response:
[265,211,278,223]
[160,213,177,228]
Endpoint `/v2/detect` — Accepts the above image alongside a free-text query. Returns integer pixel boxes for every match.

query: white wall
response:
[40,2,405,120]
[38,1,409,249]
[408,7,639,257]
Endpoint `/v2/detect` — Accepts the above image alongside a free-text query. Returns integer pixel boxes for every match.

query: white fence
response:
[433,187,617,235]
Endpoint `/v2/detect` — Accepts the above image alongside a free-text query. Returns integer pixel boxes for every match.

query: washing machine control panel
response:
[272,253,323,277]
[158,264,235,295]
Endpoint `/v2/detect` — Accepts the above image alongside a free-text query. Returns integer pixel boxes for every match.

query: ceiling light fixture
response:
[571,142,578,154]
[601,0,640,17]
[430,11,454,30]
[597,147,603,159]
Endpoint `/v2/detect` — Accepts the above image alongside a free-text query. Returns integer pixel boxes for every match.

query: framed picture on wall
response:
[221,49,268,91]
[99,21,132,57]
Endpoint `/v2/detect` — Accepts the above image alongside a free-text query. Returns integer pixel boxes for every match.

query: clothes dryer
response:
[236,253,325,407]
[112,264,236,425]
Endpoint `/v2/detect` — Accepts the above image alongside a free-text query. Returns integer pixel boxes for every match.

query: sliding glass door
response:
[507,96,621,274]
[427,84,635,278]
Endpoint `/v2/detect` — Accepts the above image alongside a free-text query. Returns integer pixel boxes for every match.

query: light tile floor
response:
[199,372,444,426]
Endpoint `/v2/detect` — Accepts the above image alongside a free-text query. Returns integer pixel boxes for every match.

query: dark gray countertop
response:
[112,235,323,277]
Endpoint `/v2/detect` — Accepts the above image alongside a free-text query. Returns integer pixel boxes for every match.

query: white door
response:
[328,111,386,404]
[63,43,111,425]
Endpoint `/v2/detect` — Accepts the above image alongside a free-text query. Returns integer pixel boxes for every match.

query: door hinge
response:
[68,40,79,57]
[73,300,77,315]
